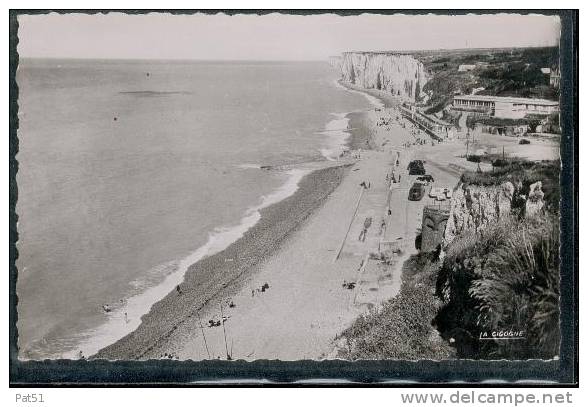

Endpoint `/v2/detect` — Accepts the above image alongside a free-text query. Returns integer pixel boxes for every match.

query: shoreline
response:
[94,163,353,360]
[64,168,310,360]
[144,79,531,361]
[94,82,386,361]
[157,88,424,360]
[336,79,404,109]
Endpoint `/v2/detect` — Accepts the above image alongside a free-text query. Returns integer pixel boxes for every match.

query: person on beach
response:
[357,258,365,271]
[176,284,182,295]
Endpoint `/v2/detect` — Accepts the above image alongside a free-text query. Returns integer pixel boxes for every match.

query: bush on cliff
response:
[460,159,560,213]
[435,214,560,359]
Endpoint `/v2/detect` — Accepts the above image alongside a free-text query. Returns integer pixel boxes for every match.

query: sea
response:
[15,59,375,359]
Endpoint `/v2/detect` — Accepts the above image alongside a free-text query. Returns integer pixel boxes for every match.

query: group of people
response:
[208,319,223,327]
[342,280,356,290]
[402,138,432,148]
[376,116,395,130]
[359,180,371,189]
[251,282,270,297]
[101,298,130,324]
[375,111,405,131]
[386,170,401,185]
[340,147,363,160]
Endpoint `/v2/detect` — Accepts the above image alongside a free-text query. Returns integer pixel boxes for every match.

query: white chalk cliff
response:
[443,182,515,246]
[339,52,428,101]
[443,180,546,246]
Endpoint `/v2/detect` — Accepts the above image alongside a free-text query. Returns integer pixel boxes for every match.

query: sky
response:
[17,12,561,60]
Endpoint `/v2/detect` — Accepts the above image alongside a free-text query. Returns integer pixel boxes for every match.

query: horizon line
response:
[18,56,329,62]
[18,44,560,63]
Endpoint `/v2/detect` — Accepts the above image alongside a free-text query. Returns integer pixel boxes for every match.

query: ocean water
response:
[15,59,373,359]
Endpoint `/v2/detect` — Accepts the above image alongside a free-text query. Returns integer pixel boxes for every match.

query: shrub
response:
[460,160,560,213]
[528,119,541,133]
[471,116,528,127]
[492,158,509,167]
[424,99,449,115]
[473,215,560,358]
[435,214,560,359]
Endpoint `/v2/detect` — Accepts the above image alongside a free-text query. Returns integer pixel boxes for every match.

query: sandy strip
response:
[148,108,429,361]
[95,87,468,361]
[93,163,351,360]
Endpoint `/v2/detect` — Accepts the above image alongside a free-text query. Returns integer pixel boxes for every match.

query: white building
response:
[458,64,476,72]
[452,95,559,119]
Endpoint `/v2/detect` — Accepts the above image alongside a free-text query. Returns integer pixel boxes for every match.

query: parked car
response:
[407,160,426,175]
[408,182,426,201]
[417,174,435,184]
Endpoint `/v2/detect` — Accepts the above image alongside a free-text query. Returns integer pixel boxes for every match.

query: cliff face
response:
[443,180,546,245]
[444,182,514,245]
[340,52,428,101]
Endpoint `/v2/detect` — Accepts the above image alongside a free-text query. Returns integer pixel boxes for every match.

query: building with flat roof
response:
[452,94,559,119]
[458,64,476,72]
